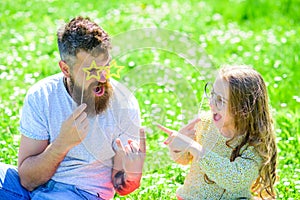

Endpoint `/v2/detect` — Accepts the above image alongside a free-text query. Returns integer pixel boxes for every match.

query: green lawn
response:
[0,0,299,199]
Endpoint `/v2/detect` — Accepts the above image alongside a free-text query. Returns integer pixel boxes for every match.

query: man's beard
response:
[69,77,113,116]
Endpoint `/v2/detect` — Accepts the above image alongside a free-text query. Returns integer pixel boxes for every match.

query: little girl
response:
[158,65,277,199]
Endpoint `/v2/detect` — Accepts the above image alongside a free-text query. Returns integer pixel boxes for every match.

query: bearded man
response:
[0,16,145,200]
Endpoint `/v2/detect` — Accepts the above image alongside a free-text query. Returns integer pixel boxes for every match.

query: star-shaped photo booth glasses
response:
[83,60,124,81]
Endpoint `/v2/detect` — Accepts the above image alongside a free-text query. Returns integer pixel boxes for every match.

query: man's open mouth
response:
[93,85,105,97]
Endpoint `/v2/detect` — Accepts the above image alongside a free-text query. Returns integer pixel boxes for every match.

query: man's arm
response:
[17,136,70,191]
[112,129,146,196]
[18,104,89,191]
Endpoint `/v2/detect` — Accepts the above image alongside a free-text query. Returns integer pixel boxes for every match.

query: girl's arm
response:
[169,150,193,165]
[197,146,262,192]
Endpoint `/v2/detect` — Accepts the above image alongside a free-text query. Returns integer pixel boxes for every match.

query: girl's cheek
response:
[220,110,230,123]
[209,99,214,109]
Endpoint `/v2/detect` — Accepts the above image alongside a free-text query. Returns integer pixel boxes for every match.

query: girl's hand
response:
[178,118,201,139]
[157,124,204,161]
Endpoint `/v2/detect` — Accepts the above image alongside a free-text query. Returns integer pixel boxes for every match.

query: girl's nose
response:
[208,97,215,110]
[208,97,213,107]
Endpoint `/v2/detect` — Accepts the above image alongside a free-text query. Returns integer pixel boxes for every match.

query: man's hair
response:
[57,16,111,66]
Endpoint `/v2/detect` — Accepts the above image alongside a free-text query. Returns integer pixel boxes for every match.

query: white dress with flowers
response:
[173,114,262,199]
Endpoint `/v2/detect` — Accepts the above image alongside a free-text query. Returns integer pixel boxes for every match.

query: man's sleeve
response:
[19,92,49,140]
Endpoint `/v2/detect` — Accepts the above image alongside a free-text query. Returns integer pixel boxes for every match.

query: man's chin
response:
[86,98,111,116]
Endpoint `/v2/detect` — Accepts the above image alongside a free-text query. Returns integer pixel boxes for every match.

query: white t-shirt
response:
[19,73,141,199]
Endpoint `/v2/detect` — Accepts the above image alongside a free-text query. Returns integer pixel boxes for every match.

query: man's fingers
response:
[124,145,131,151]
[76,111,88,124]
[81,119,89,130]
[128,140,140,153]
[156,124,173,136]
[116,138,125,153]
[71,104,87,120]
[139,128,146,153]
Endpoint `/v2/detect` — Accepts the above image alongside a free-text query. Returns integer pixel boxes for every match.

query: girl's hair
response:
[220,65,277,199]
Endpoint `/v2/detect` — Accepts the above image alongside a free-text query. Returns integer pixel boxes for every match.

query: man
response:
[0,16,145,200]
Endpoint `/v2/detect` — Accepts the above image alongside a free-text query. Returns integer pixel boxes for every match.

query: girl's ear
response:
[59,60,71,78]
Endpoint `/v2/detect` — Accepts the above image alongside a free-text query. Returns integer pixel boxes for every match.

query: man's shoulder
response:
[110,78,138,106]
[110,78,130,94]
[26,73,63,97]
[110,79,135,99]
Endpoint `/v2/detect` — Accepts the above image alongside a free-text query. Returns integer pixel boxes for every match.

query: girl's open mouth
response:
[213,113,222,122]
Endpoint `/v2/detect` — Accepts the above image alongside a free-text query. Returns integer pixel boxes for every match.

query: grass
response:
[0,0,299,199]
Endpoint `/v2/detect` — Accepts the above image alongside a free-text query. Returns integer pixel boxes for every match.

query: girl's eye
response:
[216,95,224,104]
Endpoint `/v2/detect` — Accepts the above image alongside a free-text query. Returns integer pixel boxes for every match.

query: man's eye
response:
[90,69,97,73]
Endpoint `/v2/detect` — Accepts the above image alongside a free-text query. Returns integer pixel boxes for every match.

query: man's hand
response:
[55,103,89,152]
[113,128,146,195]
[115,128,146,180]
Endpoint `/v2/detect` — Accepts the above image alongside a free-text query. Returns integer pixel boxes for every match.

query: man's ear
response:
[59,60,71,78]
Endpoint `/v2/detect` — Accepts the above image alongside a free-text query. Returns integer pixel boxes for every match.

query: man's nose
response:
[99,70,107,83]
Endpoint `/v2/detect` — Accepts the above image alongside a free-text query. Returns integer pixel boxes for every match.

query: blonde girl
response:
[158,65,277,199]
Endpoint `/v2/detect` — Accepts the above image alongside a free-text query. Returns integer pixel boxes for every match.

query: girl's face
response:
[209,75,236,138]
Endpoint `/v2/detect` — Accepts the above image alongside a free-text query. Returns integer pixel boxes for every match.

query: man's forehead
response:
[76,50,110,64]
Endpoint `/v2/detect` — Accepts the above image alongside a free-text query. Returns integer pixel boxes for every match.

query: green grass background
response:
[0,0,299,199]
